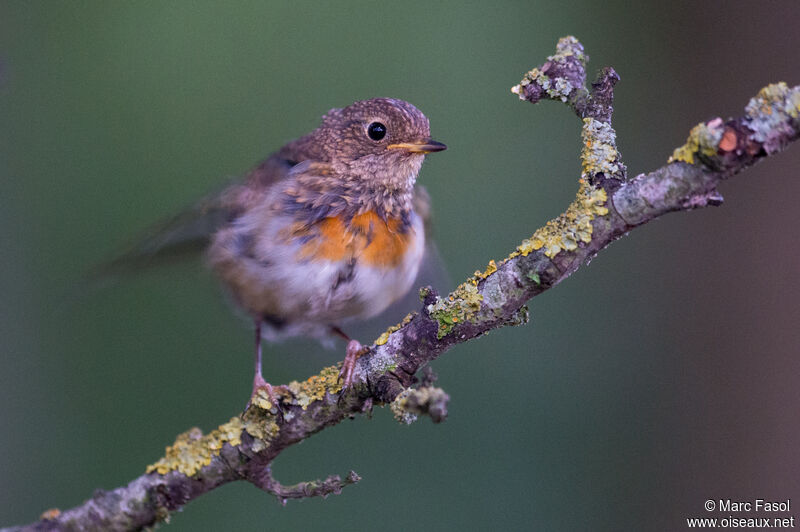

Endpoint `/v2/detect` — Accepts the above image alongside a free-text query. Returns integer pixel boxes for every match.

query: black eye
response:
[367,122,387,141]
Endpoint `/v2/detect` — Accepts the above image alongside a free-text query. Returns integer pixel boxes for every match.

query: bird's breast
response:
[279,209,425,321]
[291,210,415,268]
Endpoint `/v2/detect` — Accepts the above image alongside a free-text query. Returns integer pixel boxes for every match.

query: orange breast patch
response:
[294,211,413,268]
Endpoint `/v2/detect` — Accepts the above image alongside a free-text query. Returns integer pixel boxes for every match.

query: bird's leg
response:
[341,340,369,388]
[252,319,270,391]
[247,318,280,410]
[332,326,370,388]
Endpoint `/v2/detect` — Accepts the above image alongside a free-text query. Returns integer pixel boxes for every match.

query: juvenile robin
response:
[111,98,446,405]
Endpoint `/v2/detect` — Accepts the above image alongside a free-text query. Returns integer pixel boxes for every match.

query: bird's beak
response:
[387,138,447,154]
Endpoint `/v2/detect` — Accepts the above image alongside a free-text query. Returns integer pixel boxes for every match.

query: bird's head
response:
[315,98,446,190]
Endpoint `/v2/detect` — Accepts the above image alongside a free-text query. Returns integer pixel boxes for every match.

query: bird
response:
[106,98,446,407]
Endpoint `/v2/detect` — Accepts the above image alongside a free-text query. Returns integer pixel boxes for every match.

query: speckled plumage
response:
[208,98,444,335]
[201,98,446,397]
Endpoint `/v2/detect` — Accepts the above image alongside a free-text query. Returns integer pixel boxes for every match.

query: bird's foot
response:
[339,340,370,389]
[245,374,285,414]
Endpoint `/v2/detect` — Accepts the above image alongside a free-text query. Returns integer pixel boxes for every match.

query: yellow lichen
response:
[427,282,483,338]
[286,366,342,410]
[471,259,497,284]
[581,117,620,176]
[250,387,277,411]
[516,179,608,259]
[375,312,416,346]
[40,508,61,521]
[241,408,280,451]
[146,416,244,476]
[146,367,348,477]
[248,365,343,413]
[390,388,417,424]
[668,118,724,164]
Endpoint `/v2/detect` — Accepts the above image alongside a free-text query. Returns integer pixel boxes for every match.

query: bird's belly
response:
[208,211,424,328]
[265,254,421,323]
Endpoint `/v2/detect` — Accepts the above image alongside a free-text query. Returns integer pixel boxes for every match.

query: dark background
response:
[2,2,798,530]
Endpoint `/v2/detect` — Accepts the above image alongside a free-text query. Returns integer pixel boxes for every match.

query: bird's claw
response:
[243,376,286,417]
[339,340,370,389]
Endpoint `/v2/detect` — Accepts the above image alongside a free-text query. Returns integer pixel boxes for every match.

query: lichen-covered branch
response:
[6,36,800,532]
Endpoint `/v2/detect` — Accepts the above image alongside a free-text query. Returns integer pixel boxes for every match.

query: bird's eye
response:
[367,122,387,141]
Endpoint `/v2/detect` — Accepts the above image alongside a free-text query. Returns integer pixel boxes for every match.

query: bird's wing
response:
[93,154,296,277]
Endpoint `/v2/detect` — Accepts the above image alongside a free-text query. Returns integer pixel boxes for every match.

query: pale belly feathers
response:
[208,203,424,338]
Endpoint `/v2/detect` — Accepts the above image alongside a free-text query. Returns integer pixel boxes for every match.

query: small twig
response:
[251,467,361,506]
[390,386,450,424]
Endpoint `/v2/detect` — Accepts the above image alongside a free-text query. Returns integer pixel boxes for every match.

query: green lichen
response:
[744,82,800,149]
[418,286,433,302]
[581,117,620,176]
[505,305,530,327]
[511,36,585,101]
[426,282,483,339]
[375,312,416,346]
[514,179,608,259]
[146,417,244,476]
[668,118,725,164]
[527,272,541,285]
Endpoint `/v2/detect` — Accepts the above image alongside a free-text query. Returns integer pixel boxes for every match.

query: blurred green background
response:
[2,1,799,530]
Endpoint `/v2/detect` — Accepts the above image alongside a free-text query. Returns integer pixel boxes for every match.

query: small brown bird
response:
[112,98,446,405]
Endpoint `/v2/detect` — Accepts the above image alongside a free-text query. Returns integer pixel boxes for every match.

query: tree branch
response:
[7,36,799,532]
